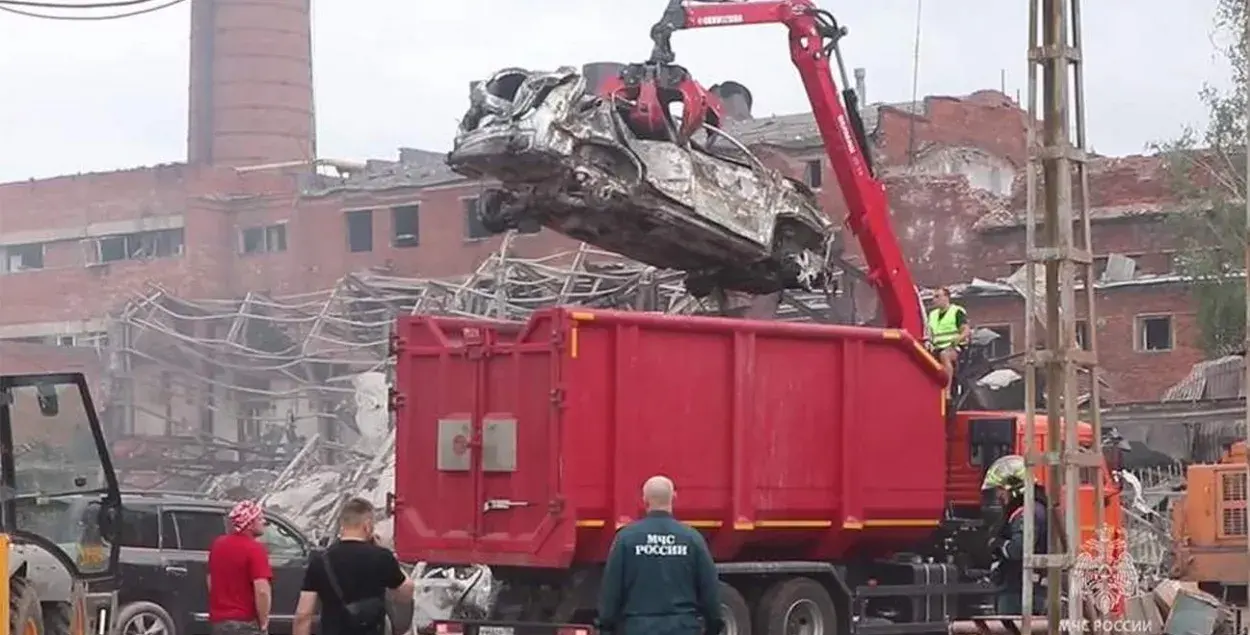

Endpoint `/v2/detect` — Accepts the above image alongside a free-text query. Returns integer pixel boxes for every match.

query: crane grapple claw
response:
[599,63,724,144]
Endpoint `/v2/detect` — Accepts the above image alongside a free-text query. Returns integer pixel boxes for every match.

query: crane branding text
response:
[636,533,690,556]
[695,15,745,26]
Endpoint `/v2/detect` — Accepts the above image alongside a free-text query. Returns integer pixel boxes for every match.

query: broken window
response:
[464,198,490,239]
[2,243,44,272]
[804,160,823,189]
[392,205,420,247]
[984,324,1012,359]
[1075,320,1090,350]
[240,223,286,252]
[240,224,287,254]
[346,210,373,252]
[95,229,184,263]
[1136,315,1173,352]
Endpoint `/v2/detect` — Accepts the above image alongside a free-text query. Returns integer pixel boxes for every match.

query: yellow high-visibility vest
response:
[927,304,966,347]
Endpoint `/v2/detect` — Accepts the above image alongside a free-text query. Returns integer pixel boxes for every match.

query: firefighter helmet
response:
[981,454,1028,495]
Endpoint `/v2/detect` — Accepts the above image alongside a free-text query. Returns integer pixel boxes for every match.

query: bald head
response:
[642,475,675,511]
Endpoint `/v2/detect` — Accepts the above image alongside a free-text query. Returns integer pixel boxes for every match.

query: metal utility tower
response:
[1021,0,1107,634]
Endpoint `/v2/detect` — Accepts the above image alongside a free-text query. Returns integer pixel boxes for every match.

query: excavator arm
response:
[641,0,925,339]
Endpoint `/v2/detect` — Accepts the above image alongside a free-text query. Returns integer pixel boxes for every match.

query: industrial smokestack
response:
[582,62,625,93]
[187,0,316,167]
[854,67,866,102]
[710,81,753,121]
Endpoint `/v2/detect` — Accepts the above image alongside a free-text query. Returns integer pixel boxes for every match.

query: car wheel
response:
[114,602,176,635]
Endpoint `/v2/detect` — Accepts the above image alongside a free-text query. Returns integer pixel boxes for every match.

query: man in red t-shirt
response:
[208,500,273,635]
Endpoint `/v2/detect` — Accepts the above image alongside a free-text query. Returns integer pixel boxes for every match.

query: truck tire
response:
[720,582,751,635]
[10,576,44,635]
[755,577,837,635]
[42,603,72,635]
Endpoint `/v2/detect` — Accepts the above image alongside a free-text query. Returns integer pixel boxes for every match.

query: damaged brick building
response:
[0,0,1205,439]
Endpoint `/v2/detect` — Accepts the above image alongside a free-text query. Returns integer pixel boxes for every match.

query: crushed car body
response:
[446,66,840,296]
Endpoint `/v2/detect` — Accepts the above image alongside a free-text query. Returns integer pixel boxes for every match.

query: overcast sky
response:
[0,0,1229,182]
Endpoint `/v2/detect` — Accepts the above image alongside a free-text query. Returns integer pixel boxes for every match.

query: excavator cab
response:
[0,372,122,635]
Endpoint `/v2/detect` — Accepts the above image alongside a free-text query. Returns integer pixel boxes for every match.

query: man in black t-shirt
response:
[293,498,415,635]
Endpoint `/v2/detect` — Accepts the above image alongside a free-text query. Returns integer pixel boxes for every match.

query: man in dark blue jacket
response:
[596,476,722,635]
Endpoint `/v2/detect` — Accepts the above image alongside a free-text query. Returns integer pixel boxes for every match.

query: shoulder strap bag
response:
[319,548,388,632]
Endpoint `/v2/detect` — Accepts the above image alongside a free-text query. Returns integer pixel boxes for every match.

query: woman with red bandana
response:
[207,500,273,635]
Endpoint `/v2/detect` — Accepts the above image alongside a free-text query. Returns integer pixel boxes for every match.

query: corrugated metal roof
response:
[1162,354,1245,401]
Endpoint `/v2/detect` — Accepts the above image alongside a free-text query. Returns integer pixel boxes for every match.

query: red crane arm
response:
[649,0,925,339]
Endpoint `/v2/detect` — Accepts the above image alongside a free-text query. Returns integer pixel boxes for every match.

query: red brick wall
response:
[961,282,1202,402]
[228,181,583,296]
[751,147,1003,285]
[874,91,1028,167]
[0,165,224,324]
[976,217,1181,279]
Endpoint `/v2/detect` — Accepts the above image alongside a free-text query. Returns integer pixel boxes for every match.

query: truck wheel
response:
[115,602,176,635]
[10,576,44,635]
[42,603,72,635]
[755,577,836,635]
[720,582,751,635]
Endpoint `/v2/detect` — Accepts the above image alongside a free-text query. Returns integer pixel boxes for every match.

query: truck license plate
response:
[479,628,514,635]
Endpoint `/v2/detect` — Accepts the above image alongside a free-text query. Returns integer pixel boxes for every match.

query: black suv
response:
[108,493,314,635]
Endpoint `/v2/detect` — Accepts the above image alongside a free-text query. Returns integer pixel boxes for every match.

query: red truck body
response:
[392,306,949,569]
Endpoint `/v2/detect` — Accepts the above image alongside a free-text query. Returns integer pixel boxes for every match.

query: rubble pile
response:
[198,373,394,541]
[198,371,491,628]
[1122,580,1236,635]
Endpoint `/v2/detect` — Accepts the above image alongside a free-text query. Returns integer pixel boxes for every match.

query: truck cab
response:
[947,411,1123,548]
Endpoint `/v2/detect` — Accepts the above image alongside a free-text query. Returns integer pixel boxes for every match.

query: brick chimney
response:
[187,0,316,167]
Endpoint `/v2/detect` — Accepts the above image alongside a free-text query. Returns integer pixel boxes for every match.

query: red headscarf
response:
[228,500,263,534]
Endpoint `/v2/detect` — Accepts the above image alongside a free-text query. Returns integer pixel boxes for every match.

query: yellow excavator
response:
[0,372,121,635]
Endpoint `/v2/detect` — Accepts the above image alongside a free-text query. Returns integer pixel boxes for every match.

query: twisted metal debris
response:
[110,237,871,490]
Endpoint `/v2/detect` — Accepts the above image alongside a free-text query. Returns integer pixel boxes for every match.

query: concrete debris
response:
[1102,253,1138,283]
[1123,593,1165,635]
[1151,581,1234,635]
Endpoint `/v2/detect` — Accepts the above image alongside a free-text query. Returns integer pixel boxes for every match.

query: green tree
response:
[1159,0,1249,356]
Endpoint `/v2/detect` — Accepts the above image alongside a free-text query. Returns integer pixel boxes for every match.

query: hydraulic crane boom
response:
[646,0,925,339]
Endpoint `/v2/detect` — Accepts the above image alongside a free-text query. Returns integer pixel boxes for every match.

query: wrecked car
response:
[445,66,838,296]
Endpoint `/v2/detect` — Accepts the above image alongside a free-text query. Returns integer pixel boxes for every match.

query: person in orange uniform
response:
[208,500,273,635]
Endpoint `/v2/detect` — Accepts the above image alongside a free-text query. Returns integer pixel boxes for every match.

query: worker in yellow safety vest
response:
[926,287,971,392]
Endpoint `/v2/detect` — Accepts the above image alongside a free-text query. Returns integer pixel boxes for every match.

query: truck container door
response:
[393,316,573,568]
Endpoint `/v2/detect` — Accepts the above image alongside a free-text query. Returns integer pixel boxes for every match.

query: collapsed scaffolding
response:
[104,239,860,535]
